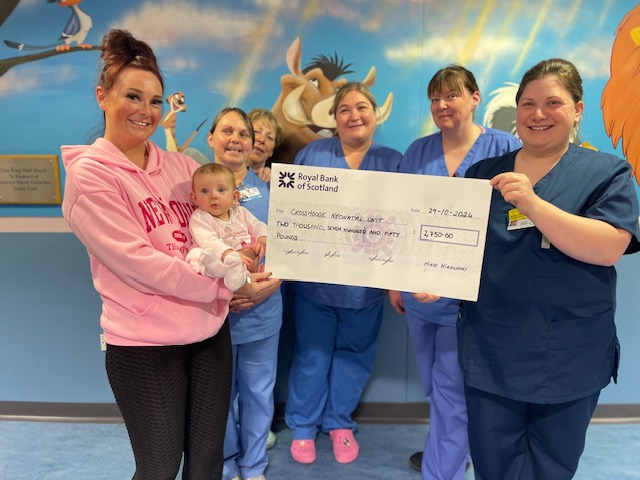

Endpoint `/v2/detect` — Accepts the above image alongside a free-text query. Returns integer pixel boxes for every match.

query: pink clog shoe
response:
[290,439,316,464]
[329,429,359,464]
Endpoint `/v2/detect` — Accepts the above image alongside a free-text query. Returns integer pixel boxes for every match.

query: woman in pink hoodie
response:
[61,29,277,480]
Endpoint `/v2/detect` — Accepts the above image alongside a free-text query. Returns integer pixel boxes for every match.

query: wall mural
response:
[602,4,640,185]
[269,36,393,164]
[1,0,639,217]
[0,0,99,79]
[160,91,208,153]
[4,0,93,52]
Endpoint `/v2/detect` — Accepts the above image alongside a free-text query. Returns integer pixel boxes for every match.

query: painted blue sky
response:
[1,0,638,215]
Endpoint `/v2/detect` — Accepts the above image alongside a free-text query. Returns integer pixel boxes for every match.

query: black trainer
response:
[409,451,422,472]
[411,451,472,474]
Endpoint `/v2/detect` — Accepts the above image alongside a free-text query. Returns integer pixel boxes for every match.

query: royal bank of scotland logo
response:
[278,171,295,188]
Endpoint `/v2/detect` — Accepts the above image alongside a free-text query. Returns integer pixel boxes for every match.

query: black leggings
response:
[106,321,232,480]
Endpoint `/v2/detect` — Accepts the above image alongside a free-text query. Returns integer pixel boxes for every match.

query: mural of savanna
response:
[1,1,640,216]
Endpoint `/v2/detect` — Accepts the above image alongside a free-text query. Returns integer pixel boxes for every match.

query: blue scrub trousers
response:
[465,385,600,480]
[406,315,469,480]
[223,333,279,480]
[285,294,384,439]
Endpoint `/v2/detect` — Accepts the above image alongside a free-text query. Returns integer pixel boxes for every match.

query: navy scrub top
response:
[459,144,640,404]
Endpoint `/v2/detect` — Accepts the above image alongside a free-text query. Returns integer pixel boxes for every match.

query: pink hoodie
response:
[62,138,232,347]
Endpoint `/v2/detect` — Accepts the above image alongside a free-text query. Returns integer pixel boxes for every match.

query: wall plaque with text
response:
[0,155,62,205]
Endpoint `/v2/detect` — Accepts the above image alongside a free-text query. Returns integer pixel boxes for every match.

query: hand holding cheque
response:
[266,164,492,301]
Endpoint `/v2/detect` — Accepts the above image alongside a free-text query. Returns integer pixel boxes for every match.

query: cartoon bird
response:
[160,91,207,153]
[3,0,92,52]
[602,4,640,185]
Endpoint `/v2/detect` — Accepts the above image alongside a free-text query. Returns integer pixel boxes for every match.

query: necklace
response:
[235,167,249,189]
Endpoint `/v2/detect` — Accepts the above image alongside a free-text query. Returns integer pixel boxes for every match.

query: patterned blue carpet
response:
[0,420,638,479]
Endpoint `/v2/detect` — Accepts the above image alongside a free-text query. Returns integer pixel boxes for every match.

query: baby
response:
[186,163,268,291]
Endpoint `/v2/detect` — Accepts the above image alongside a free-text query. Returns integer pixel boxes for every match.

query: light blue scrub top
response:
[228,168,282,344]
[399,127,521,326]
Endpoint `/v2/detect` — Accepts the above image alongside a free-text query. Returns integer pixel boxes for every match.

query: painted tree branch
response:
[0,45,101,78]
[0,0,21,28]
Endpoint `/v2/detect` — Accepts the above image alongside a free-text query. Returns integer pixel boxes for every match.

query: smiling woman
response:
[206,107,285,479]
[59,29,276,480]
[389,64,521,478]
[285,81,403,466]
[514,69,584,176]
[96,68,164,169]
[247,108,286,182]
[458,58,640,480]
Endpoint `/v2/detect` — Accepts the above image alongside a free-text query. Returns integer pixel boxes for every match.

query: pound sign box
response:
[266,164,492,301]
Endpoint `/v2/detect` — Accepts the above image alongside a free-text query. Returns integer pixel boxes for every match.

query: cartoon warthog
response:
[270,37,393,164]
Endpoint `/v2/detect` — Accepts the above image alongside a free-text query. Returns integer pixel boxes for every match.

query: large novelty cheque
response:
[266,164,492,301]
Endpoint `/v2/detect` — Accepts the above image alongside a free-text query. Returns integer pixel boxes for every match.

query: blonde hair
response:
[208,107,255,144]
[192,163,236,190]
[248,108,286,148]
[330,82,378,117]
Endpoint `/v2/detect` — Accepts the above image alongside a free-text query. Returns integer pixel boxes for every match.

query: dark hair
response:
[427,64,480,100]
[208,107,255,145]
[248,108,286,148]
[515,58,583,105]
[330,82,378,117]
[192,163,236,190]
[303,53,354,81]
[86,29,164,143]
[98,29,164,94]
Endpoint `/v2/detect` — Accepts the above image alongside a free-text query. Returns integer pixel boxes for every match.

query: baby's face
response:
[190,172,238,220]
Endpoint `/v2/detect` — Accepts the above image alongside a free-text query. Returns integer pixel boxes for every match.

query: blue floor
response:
[0,420,639,479]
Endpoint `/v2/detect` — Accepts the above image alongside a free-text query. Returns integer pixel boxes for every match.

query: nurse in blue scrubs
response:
[424,58,640,480]
[208,107,283,480]
[390,64,521,480]
[285,82,402,466]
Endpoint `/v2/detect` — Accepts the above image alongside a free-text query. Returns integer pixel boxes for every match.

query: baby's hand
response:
[238,251,256,268]
[254,237,267,255]
[253,236,267,257]
[220,248,234,262]
[250,237,267,273]
[237,247,260,272]
[222,248,254,268]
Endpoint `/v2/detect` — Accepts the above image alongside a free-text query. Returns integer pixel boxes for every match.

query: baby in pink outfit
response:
[186,163,267,291]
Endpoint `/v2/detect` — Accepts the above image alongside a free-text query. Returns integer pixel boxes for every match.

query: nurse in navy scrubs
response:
[417,58,640,479]
[464,58,639,479]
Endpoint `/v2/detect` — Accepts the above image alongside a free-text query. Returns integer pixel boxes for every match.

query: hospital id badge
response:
[239,186,262,203]
[507,208,534,230]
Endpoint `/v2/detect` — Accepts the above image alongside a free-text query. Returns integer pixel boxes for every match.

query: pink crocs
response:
[290,439,316,464]
[329,429,359,464]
